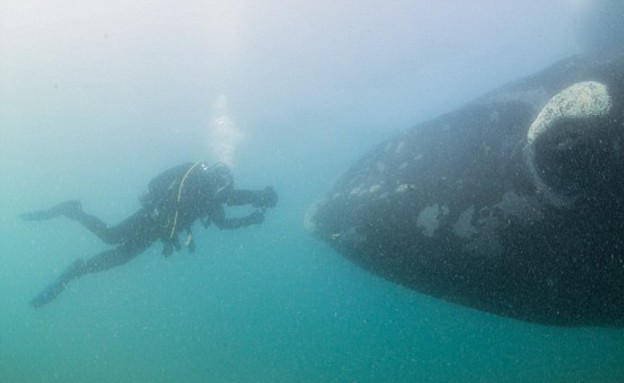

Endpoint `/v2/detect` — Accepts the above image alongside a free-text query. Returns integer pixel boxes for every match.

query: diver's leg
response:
[79,241,148,274]
[68,208,158,246]
[70,209,122,245]
[21,201,123,245]
[29,241,148,308]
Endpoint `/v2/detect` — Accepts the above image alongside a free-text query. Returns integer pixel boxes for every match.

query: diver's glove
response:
[252,187,278,208]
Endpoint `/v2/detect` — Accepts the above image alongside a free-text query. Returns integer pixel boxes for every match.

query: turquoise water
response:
[3,133,624,383]
[4,187,624,382]
[2,1,624,382]
[3,189,624,382]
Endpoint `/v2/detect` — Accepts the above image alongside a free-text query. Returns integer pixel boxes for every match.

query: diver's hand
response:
[253,187,278,208]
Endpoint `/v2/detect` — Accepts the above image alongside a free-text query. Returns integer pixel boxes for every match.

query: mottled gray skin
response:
[309,51,624,326]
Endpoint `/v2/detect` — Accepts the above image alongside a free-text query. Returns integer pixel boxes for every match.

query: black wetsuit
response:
[23,162,278,307]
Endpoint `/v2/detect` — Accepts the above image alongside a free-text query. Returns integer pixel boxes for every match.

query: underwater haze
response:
[1,1,624,382]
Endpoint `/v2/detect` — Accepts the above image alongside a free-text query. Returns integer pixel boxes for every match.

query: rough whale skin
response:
[307,51,624,326]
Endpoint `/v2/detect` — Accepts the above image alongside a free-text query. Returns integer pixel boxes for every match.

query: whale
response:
[307,50,624,326]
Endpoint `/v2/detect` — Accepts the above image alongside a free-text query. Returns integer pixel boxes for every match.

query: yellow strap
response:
[169,161,204,239]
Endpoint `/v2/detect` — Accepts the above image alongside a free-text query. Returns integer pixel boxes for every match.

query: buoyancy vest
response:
[141,161,233,254]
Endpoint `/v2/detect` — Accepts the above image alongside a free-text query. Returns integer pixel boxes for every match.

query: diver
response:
[22,161,278,308]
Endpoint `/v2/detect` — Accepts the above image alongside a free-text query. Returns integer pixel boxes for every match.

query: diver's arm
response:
[225,187,278,208]
[210,204,265,229]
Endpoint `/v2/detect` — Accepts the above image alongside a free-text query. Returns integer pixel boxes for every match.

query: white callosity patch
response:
[452,194,545,258]
[452,205,502,258]
[526,81,612,207]
[493,192,544,224]
[527,81,612,144]
[453,205,477,239]
[350,184,365,196]
[395,183,415,193]
[349,182,383,197]
[417,204,449,237]
[453,206,504,258]
[329,227,367,244]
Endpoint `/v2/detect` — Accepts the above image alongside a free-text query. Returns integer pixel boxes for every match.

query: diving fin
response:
[30,279,69,308]
[21,200,82,221]
[29,258,85,308]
